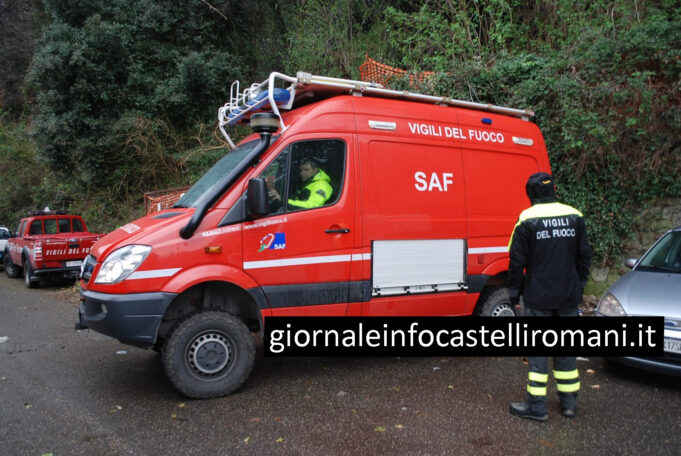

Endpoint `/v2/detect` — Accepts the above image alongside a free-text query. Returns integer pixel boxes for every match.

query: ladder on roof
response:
[217,71,535,148]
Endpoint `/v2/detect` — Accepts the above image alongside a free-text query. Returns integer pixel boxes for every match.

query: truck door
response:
[242,136,356,316]
[9,221,26,264]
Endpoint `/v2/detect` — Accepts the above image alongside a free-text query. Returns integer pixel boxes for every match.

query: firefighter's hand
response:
[268,188,281,202]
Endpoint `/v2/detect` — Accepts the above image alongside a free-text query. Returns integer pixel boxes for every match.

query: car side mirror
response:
[624,258,637,269]
[247,178,269,219]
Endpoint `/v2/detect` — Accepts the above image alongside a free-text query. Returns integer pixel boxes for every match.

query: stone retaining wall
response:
[586,197,681,300]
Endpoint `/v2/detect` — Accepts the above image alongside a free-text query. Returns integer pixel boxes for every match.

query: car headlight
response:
[596,292,627,316]
[95,245,151,284]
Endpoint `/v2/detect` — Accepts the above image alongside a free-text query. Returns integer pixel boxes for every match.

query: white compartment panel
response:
[372,239,466,295]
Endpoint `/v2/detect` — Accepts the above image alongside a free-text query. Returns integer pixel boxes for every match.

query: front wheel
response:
[4,253,22,279]
[477,286,519,317]
[162,311,255,399]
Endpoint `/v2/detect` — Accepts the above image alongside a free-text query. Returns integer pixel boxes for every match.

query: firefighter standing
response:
[508,172,592,421]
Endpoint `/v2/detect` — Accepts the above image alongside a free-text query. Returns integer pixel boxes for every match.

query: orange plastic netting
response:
[359,55,434,87]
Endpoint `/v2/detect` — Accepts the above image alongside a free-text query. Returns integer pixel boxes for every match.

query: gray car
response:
[596,226,681,376]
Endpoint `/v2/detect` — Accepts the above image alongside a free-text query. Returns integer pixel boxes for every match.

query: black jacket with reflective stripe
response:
[508,202,592,309]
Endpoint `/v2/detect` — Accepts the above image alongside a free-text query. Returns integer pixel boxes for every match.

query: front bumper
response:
[607,355,681,377]
[596,311,681,377]
[77,289,177,347]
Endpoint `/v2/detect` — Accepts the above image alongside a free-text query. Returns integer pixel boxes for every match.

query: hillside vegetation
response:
[1,0,679,265]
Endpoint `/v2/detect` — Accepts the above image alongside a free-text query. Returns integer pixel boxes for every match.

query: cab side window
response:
[29,220,42,235]
[261,139,345,215]
[72,218,84,232]
[59,218,71,233]
[45,219,57,235]
[261,150,289,215]
[15,221,25,237]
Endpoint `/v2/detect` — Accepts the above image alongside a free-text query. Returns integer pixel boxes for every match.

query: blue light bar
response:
[226,88,292,125]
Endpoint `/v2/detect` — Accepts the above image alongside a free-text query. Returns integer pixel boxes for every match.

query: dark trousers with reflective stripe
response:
[524,306,580,414]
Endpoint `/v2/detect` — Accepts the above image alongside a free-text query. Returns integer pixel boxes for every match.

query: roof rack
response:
[28,210,70,216]
[217,71,535,148]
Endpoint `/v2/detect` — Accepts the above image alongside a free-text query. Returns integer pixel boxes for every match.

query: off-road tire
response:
[4,252,22,278]
[162,311,255,399]
[23,258,38,288]
[477,286,519,317]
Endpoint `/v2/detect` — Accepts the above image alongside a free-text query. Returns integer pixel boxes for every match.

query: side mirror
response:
[624,258,637,269]
[247,178,269,219]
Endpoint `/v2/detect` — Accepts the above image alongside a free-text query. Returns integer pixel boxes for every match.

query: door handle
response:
[325,228,350,234]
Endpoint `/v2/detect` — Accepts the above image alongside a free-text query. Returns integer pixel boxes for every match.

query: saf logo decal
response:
[414,172,454,192]
[259,233,286,252]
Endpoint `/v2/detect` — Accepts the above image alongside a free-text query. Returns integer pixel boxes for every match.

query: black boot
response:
[561,407,576,418]
[509,402,548,422]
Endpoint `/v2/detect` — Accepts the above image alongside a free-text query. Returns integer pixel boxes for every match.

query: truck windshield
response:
[174,140,259,208]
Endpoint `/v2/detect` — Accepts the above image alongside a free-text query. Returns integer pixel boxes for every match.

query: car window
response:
[638,231,681,273]
[72,218,84,232]
[261,149,289,216]
[29,220,42,235]
[260,139,345,215]
[59,218,71,233]
[15,221,25,237]
[0,229,9,239]
[45,219,58,235]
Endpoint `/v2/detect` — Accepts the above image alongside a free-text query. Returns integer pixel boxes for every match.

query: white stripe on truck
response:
[128,268,182,280]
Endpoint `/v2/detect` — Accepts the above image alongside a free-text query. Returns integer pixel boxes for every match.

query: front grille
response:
[81,254,97,283]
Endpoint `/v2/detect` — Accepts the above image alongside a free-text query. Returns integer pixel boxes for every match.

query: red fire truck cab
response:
[77,72,551,398]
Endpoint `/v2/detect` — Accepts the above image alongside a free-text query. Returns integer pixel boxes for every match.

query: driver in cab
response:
[268,158,332,209]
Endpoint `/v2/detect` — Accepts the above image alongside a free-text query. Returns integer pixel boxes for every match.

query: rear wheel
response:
[477,286,519,317]
[4,253,22,278]
[23,258,38,288]
[162,311,255,399]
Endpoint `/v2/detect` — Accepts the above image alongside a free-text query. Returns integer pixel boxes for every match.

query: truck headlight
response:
[95,245,151,284]
[596,292,627,316]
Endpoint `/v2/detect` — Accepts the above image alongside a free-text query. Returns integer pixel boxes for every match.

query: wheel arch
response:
[472,258,511,314]
[473,283,518,316]
[480,257,509,279]
[157,280,266,344]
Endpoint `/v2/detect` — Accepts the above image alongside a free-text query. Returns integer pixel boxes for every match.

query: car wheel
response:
[477,286,519,316]
[162,311,255,399]
[23,258,38,288]
[4,253,22,278]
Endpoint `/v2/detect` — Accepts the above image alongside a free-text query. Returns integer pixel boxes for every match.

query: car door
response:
[242,135,356,316]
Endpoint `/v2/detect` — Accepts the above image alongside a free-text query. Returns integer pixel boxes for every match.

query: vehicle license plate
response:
[66,260,83,267]
[663,337,681,355]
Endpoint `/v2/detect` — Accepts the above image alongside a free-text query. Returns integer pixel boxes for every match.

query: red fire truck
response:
[77,72,551,398]
[4,211,102,288]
